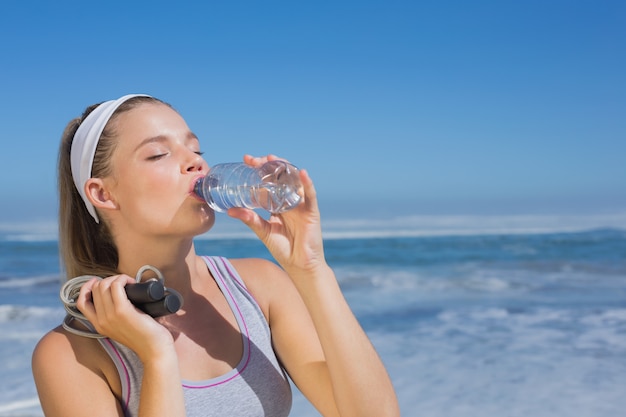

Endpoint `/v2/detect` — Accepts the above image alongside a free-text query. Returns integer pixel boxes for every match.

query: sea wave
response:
[369,304,626,416]
[0,274,60,288]
[320,212,626,239]
[0,221,58,242]
[0,397,41,415]
[0,305,62,323]
[2,212,626,241]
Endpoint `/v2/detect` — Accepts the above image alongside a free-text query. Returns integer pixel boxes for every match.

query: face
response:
[100,102,214,239]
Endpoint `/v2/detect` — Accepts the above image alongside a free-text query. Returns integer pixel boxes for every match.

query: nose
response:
[184,150,207,174]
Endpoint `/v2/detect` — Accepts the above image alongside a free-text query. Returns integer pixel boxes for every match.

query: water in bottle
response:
[194,160,303,213]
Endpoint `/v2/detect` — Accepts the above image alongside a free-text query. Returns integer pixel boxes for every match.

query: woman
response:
[32,94,399,416]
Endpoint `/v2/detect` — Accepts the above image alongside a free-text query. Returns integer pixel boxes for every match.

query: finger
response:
[76,277,99,319]
[244,154,289,166]
[77,276,98,300]
[110,275,134,305]
[243,154,267,167]
[265,154,282,162]
[228,207,271,241]
[89,278,114,320]
[89,275,132,319]
[299,169,319,210]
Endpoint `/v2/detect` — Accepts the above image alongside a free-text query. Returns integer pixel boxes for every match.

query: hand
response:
[228,154,327,275]
[77,275,174,359]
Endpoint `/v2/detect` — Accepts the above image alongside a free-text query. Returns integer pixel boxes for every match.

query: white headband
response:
[70,94,150,223]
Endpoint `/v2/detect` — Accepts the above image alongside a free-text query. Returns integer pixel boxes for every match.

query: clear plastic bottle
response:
[194,160,303,213]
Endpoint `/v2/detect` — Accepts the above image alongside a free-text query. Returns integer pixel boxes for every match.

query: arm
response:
[229,155,400,417]
[32,329,127,417]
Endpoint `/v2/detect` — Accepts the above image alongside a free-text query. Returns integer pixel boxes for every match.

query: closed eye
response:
[147,153,168,161]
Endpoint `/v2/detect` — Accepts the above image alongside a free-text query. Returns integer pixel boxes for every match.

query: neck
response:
[116,235,202,298]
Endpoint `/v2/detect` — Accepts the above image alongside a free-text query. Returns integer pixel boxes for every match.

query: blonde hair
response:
[58,96,167,279]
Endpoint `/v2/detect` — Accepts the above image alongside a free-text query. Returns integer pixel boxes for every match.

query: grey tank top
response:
[97,256,292,416]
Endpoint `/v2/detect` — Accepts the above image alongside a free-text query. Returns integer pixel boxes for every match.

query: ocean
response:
[1,222,626,416]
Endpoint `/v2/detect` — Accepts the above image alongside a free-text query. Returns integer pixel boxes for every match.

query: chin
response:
[198,208,216,232]
[172,205,215,237]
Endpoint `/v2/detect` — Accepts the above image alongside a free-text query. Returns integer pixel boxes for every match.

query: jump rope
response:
[60,265,183,338]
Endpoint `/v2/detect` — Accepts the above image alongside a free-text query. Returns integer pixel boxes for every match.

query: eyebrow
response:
[134,131,199,152]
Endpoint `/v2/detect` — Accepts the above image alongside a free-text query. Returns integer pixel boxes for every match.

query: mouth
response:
[189,175,206,201]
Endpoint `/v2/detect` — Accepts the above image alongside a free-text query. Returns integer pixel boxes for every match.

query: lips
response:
[189,175,206,200]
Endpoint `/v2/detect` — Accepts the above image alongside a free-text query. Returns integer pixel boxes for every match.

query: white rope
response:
[60,265,169,338]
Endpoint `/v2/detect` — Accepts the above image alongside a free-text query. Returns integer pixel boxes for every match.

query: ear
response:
[84,178,118,212]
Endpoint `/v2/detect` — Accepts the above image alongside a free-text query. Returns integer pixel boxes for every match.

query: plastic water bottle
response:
[194,160,303,213]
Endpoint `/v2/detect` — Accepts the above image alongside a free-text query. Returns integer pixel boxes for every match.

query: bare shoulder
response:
[32,325,109,383]
[32,325,85,373]
[228,257,285,279]
[228,257,292,292]
[228,258,296,318]
[32,326,123,416]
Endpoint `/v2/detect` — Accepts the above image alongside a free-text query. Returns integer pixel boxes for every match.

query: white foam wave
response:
[3,212,626,241]
[336,265,533,297]
[0,305,61,323]
[337,268,425,291]
[0,397,41,414]
[321,212,626,239]
[0,274,60,288]
[2,331,51,342]
[0,221,58,242]
[368,305,626,417]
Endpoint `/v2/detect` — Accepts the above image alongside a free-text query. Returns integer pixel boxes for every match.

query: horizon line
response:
[2,211,625,242]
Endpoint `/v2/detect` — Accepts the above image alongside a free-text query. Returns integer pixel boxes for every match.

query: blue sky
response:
[1,0,625,234]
